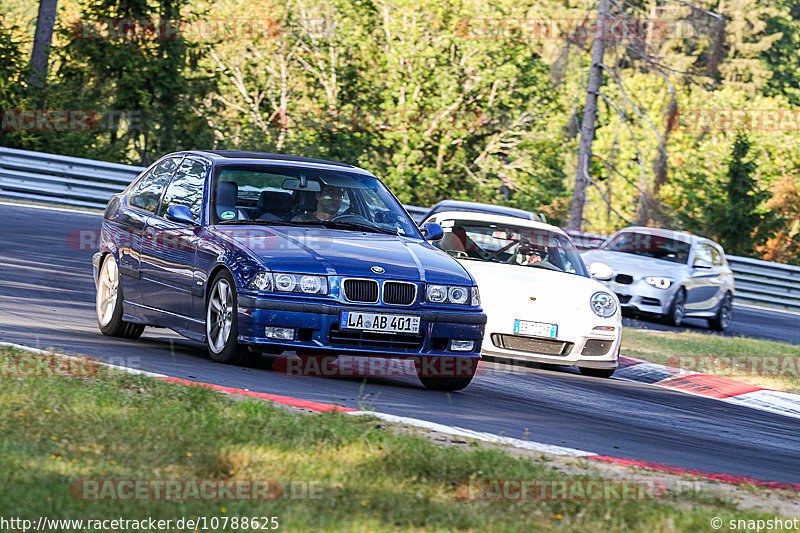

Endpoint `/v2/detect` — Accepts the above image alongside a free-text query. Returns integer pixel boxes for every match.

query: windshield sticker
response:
[220,211,236,220]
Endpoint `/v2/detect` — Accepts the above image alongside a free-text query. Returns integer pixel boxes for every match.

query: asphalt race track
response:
[2,202,800,485]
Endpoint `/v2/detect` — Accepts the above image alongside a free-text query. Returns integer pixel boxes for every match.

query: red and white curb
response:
[614,355,800,420]
[2,341,800,491]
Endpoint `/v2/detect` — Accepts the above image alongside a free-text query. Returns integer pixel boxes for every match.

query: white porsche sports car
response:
[422,211,622,377]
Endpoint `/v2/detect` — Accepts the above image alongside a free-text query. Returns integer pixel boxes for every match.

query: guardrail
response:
[1,147,798,313]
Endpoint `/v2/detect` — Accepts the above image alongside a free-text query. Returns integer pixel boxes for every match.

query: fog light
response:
[449,339,475,352]
[592,326,616,332]
[265,327,294,340]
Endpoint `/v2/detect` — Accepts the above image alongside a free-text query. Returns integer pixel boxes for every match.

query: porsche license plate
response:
[340,311,420,334]
[514,319,558,338]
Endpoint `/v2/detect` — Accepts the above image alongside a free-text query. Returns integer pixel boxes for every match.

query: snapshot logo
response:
[70,17,333,41]
[455,17,696,41]
[457,479,667,501]
[676,109,800,131]
[0,354,99,378]
[1,109,142,132]
[69,479,323,501]
[668,355,800,377]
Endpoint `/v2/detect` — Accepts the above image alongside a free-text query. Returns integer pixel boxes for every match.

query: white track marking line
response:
[0,201,103,216]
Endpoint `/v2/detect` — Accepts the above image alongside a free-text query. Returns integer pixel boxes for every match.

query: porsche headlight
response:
[645,276,672,289]
[590,291,617,318]
[249,272,328,295]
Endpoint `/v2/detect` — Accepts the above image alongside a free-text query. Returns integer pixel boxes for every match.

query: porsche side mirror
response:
[589,261,614,281]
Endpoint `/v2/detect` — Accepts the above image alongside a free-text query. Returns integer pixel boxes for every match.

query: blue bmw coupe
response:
[93,151,485,390]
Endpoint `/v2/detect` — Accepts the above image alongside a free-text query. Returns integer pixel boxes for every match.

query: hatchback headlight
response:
[426,284,475,305]
[645,276,672,289]
[249,271,328,295]
[590,291,617,317]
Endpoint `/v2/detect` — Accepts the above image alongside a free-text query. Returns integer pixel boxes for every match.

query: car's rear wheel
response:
[96,254,145,339]
[415,356,478,391]
[206,271,250,364]
[666,287,686,327]
[579,367,615,378]
[708,292,733,331]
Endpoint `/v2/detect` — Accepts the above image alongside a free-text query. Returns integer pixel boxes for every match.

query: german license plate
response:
[340,311,420,334]
[514,319,558,338]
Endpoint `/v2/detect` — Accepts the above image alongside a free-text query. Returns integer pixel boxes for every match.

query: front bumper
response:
[480,328,621,369]
[236,295,485,359]
[599,278,676,316]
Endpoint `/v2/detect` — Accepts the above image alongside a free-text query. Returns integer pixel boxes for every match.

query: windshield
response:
[211,165,420,238]
[433,220,588,277]
[602,231,691,264]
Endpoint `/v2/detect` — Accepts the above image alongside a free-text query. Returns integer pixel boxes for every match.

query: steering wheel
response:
[330,213,370,224]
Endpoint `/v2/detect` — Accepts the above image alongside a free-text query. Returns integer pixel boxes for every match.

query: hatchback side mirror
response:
[165,204,198,225]
[589,261,614,281]
[421,222,444,241]
[693,258,712,269]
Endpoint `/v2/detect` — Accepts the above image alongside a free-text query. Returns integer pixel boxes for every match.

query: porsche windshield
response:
[212,165,420,238]
[602,231,691,264]
[434,221,588,277]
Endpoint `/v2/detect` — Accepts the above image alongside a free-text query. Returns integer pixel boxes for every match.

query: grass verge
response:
[622,328,800,393]
[0,345,794,532]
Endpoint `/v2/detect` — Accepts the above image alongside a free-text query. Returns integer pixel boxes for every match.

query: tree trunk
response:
[567,0,609,231]
[29,0,59,88]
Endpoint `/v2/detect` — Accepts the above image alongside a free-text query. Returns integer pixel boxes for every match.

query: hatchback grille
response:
[616,293,632,304]
[383,281,417,305]
[329,326,424,351]
[615,274,633,284]
[343,279,379,303]
[491,334,573,356]
[640,297,661,306]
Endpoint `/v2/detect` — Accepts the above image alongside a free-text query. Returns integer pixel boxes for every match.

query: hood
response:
[581,249,689,277]
[459,259,602,314]
[210,225,473,285]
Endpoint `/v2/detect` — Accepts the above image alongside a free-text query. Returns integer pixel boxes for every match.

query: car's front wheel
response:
[666,287,686,327]
[578,367,615,378]
[415,356,478,391]
[206,271,250,364]
[96,254,145,339]
[708,292,733,331]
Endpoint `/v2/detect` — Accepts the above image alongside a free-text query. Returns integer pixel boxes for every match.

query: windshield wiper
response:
[303,220,399,235]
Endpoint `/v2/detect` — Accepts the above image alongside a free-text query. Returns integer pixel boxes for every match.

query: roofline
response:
[169,151,376,177]
[428,210,567,236]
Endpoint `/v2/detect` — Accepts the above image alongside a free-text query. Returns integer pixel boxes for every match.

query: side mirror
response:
[165,204,198,225]
[421,222,444,241]
[589,261,614,281]
[693,258,712,269]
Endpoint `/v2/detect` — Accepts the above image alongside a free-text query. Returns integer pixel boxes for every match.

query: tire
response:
[708,292,733,331]
[579,367,615,378]
[415,356,478,391]
[665,287,686,327]
[205,271,250,364]
[96,254,145,339]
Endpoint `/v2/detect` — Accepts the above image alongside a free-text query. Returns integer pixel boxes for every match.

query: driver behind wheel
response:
[292,184,345,222]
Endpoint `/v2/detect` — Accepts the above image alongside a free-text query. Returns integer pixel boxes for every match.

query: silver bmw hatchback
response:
[580,227,735,330]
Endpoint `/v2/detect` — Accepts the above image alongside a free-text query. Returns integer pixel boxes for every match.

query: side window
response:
[710,246,723,266]
[157,159,207,221]
[694,244,713,265]
[129,158,181,212]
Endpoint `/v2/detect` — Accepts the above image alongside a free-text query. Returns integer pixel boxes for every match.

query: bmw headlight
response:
[645,276,672,289]
[471,286,480,306]
[590,291,617,318]
[249,271,328,295]
[426,284,476,305]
